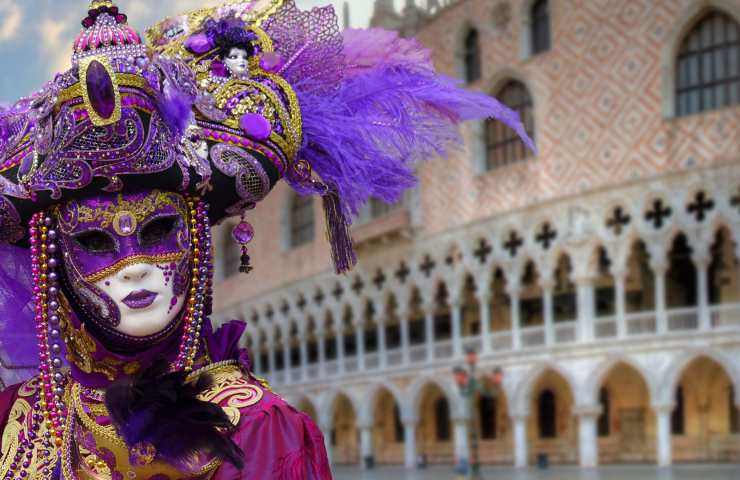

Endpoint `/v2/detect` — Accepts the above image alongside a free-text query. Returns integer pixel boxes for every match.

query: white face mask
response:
[94,261,186,337]
[224,47,250,77]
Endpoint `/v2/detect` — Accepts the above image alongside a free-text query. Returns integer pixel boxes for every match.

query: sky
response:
[0,0,377,103]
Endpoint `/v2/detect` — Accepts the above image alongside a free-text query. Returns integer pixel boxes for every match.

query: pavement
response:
[332,465,740,480]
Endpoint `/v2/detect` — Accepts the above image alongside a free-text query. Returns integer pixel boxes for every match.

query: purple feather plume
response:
[282,25,536,218]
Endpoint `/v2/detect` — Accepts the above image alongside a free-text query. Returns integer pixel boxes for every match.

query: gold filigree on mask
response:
[57,190,187,235]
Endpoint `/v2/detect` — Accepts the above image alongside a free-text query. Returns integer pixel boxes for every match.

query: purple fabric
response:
[0,243,37,377]
[212,386,331,480]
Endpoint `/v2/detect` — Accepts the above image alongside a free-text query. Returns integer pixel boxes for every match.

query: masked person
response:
[0,1,534,478]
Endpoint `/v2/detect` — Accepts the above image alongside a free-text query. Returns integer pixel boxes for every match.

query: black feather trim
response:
[105,358,245,470]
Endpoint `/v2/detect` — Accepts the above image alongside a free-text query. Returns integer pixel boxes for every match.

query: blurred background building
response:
[210,0,740,469]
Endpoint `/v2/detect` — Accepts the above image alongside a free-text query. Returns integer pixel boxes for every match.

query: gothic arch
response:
[405,374,462,421]
[584,356,658,406]
[359,380,406,425]
[658,348,740,405]
[513,361,578,410]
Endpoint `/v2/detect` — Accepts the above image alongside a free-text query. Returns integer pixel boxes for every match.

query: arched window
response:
[530,0,551,55]
[598,387,610,437]
[538,389,557,438]
[434,397,451,441]
[289,194,315,248]
[671,385,685,435]
[666,233,697,308]
[222,233,241,278]
[485,80,534,170]
[479,395,497,439]
[675,10,740,116]
[463,29,481,83]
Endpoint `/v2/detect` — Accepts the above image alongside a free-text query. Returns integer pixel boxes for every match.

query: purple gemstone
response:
[86,60,116,119]
[232,221,254,245]
[239,113,271,141]
[210,60,227,77]
[184,33,214,54]
[259,52,285,73]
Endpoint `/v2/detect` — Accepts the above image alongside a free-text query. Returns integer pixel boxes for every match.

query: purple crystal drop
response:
[86,60,116,119]
[232,221,254,245]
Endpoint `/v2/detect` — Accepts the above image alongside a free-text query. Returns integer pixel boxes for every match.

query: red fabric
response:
[213,387,332,480]
[0,383,21,452]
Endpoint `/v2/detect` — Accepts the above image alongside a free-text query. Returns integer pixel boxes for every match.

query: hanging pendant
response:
[232,219,254,274]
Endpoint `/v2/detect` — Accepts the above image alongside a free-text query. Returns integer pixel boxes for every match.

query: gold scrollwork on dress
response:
[193,363,263,427]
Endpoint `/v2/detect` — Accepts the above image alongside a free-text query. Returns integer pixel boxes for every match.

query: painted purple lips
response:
[122,289,157,309]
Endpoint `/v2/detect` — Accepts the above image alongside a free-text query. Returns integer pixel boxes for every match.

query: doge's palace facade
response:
[211,0,740,469]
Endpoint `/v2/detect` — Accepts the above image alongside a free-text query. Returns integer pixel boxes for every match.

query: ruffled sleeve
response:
[212,387,332,480]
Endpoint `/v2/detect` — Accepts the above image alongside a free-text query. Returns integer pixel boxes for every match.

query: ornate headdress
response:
[0,0,535,471]
[0,0,534,273]
[0,0,535,381]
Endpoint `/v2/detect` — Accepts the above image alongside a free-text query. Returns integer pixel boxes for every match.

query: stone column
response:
[654,403,673,467]
[450,296,463,358]
[541,279,555,346]
[377,318,387,369]
[576,276,596,342]
[300,334,309,381]
[403,420,418,469]
[282,337,291,384]
[253,345,263,374]
[266,333,276,380]
[512,413,528,468]
[613,270,627,338]
[477,290,492,354]
[694,254,710,331]
[652,261,668,334]
[320,420,334,468]
[424,303,435,362]
[399,306,411,365]
[336,328,345,376]
[359,423,373,469]
[355,322,366,371]
[508,285,522,351]
[453,417,470,471]
[317,328,327,378]
[575,405,601,467]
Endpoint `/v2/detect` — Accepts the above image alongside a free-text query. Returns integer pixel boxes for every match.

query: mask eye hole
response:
[140,216,179,247]
[73,231,116,254]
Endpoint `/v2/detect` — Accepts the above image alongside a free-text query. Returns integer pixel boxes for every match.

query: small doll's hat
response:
[0,0,535,272]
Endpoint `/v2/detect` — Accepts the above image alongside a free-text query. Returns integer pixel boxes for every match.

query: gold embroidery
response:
[68,380,223,479]
[145,0,284,58]
[57,72,153,107]
[58,190,187,234]
[193,363,263,428]
[0,397,31,475]
[0,377,60,480]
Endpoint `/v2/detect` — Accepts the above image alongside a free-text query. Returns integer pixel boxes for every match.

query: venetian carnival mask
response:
[224,47,250,77]
[55,190,191,343]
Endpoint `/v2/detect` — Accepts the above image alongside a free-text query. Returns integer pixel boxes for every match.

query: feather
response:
[285,27,536,219]
[105,358,244,470]
[157,81,195,138]
[341,28,433,77]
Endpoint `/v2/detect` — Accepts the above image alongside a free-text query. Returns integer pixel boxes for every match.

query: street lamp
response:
[452,348,503,480]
